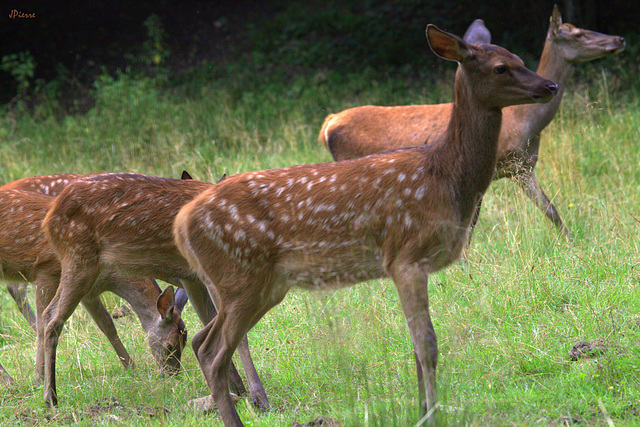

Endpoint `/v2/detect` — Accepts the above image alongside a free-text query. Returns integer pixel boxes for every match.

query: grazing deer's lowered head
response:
[143,284,189,373]
[40,173,269,410]
[0,187,188,384]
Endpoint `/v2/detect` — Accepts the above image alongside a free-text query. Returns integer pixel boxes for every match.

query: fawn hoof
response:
[250,388,271,412]
[0,373,14,386]
[111,304,132,319]
[44,391,58,408]
[186,393,239,413]
[119,357,135,371]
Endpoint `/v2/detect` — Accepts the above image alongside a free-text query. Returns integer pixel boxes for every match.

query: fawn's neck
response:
[110,278,162,337]
[439,69,502,218]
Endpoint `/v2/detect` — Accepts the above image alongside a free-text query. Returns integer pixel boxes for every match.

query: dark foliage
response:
[1,0,638,108]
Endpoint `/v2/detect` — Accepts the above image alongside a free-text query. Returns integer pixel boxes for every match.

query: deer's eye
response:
[494,65,507,74]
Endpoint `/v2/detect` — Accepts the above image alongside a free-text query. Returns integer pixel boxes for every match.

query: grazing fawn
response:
[41,173,269,410]
[0,188,188,385]
[318,6,625,241]
[0,172,199,333]
[172,25,557,426]
[1,174,91,330]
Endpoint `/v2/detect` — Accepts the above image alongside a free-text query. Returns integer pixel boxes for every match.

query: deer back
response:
[319,6,623,172]
[177,26,557,288]
[319,104,452,161]
[43,173,213,281]
[0,190,59,282]
[175,150,460,288]
[1,174,89,196]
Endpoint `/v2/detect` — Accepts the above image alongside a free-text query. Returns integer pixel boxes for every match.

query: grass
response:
[1,59,639,426]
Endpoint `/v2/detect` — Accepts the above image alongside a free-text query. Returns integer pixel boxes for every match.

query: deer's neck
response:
[110,278,162,337]
[440,71,502,217]
[508,36,571,135]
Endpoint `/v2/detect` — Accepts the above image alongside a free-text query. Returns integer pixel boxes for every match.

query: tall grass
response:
[1,62,639,426]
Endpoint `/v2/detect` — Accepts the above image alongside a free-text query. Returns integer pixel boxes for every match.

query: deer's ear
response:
[426,24,473,63]
[174,288,189,312]
[181,170,193,180]
[157,286,176,321]
[463,19,491,45]
[550,5,562,35]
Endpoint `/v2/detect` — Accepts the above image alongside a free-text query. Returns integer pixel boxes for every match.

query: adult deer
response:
[171,25,557,426]
[318,6,625,240]
[40,173,269,410]
[0,188,188,384]
[1,174,89,331]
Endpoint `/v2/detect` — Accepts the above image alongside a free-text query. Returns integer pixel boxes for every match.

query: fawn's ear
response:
[426,24,473,63]
[157,286,176,321]
[216,173,227,183]
[181,170,193,180]
[463,19,491,45]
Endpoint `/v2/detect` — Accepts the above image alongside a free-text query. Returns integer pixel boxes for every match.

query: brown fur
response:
[40,173,269,410]
[0,188,187,385]
[1,174,93,330]
[319,6,625,240]
[173,25,557,426]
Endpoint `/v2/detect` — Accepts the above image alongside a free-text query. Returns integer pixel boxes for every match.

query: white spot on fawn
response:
[404,213,413,229]
[234,229,246,241]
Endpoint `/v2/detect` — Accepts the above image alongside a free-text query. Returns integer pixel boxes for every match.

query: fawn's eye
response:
[494,65,507,74]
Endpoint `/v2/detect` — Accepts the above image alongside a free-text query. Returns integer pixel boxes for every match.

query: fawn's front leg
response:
[391,260,438,426]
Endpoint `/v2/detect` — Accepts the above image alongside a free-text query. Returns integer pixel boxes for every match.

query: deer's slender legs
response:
[516,170,573,241]
[180,279,269,409]
[391,261,438,425]
[42,261,100,406]
[81,297,133,369]
[6,283,36,331]
[192,274,285,426]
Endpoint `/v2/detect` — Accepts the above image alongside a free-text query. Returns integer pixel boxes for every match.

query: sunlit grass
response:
[1,64,639,426]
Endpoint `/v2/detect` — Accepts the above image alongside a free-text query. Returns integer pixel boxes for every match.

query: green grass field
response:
[1,58,639,426]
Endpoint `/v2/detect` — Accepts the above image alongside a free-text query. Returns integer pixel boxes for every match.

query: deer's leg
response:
[34,277,60,382]
[391,261,438,425]
[42,262,99,407]
[470,196,483,238]
[237,335,269,411]
[516,170,573,241]
[180,280,247,397]
[461,196,484,258]
[194,278,284,426]
[0,362,13,385]
[81,297,134,369]
[6,283,37,332]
